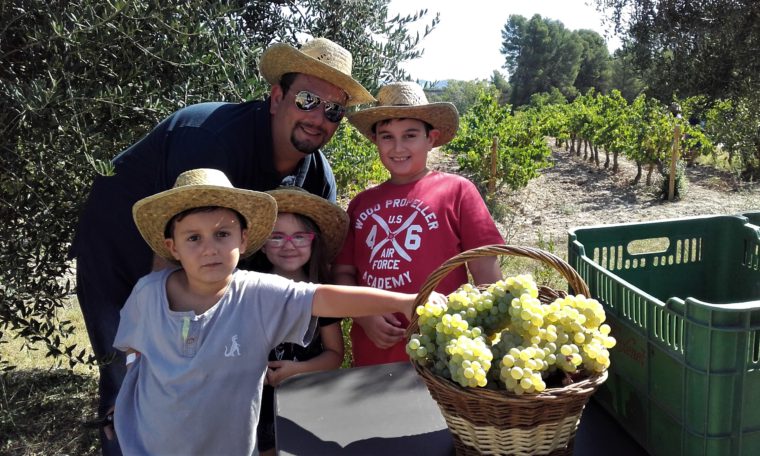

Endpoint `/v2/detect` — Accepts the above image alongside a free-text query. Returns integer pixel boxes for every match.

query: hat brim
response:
[260,43,375,106]
[268,189,348,261]
[348,103,459,147]
[133,186,277,261]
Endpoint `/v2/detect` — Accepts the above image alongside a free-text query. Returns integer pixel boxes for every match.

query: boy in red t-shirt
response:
[333,82,505,366]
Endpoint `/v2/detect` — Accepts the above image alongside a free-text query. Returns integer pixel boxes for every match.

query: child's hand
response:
[266,360,300,387]
[354,314,406,349]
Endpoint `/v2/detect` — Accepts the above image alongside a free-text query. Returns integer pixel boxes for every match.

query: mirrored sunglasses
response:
[293,91,346,123]
[265,231,316,248]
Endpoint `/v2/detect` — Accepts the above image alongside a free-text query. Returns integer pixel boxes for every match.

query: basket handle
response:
[407,244,591,336]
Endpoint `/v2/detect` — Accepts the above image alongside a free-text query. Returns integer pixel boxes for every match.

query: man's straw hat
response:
[267,187,349,261]
[133,169,277,261]
[348,81,459,147]
[260,37,375,106]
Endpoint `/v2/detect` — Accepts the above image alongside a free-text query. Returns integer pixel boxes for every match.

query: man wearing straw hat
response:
[70,37,374,455]
[334,81,504,367]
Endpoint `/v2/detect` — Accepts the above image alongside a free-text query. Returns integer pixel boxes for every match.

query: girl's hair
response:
[247,212,329,283]
[163,206,247,239]
[293,213,330,283]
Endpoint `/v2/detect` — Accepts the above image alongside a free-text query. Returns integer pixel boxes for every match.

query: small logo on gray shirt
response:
[224,335,241,357]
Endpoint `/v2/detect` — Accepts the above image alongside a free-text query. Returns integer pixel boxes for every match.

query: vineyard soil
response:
[432,142,760,252]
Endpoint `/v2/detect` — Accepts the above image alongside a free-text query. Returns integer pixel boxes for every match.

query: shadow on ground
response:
[1,369,100,455]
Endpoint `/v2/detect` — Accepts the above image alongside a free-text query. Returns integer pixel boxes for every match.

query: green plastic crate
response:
[567,214,760,456]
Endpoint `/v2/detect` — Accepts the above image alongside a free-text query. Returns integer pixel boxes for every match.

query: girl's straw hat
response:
[260,37,375,106]
[267,187,349,261]
[133,168,277,261]
[348,81,459,147]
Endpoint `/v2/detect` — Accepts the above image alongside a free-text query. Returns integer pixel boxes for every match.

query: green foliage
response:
[323,123,388,199]
[574,29,612,94]
[275,0,439,94]
[446,91,551,194]
[502,14,590,106]
[659,162,689,201]
[609,48,645,102]
[594,0,760,102]
[703,97,760,180]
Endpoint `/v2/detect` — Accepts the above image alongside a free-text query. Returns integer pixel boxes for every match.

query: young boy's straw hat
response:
[348,81,459,147]
[259,37,375,106]
[132,168,277,261]
[267,187,349,261]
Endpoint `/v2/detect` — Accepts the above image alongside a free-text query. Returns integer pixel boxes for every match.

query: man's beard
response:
[290,122,327,155]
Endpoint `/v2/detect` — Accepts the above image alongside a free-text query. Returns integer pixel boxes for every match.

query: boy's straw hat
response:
[133,168,277,261]
[267,187,349,261]
[348,81,459,147]
[260,37,375,106]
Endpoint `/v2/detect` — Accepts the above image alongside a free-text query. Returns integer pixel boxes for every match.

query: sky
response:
[387,0,622,82]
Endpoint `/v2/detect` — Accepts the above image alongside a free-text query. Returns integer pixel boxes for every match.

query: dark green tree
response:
[501,14,583,106]
[593,0,760,101]
[574,29,611,95]
[608,47,646,102]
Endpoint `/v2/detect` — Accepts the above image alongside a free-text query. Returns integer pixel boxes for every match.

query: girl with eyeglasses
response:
[253,187,349,456]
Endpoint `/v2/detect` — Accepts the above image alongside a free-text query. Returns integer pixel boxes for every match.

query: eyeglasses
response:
[293,91,346,123]
[265,231,316,248]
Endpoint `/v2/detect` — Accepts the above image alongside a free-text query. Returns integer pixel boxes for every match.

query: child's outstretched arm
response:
[312,284,430,320]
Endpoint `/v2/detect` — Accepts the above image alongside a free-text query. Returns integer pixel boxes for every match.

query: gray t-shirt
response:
[113,268,318,455]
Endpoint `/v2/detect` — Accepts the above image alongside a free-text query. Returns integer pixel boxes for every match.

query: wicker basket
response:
[407,244,608,456]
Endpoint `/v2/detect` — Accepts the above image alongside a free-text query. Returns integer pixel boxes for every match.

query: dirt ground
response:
[431,142,760,252]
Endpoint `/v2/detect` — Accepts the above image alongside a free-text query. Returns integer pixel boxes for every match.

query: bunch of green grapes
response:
[492,290,616,393]
[407,274,616,393]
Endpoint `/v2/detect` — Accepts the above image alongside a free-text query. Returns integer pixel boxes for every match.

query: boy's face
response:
[164,208,247,288]
[372,118,440,185]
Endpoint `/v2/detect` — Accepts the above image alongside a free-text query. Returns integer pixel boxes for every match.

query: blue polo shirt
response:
[71,98,337,281]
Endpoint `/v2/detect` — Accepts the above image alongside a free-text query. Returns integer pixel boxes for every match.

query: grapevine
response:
[407,275,616,393]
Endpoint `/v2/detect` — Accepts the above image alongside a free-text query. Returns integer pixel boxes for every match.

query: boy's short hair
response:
[163,206,248,240]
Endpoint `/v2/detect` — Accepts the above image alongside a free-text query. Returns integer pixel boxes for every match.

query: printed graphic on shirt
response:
[224,335,241,357]
[355,197,439,290]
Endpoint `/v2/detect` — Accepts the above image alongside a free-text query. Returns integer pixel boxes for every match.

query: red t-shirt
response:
[334,172,504,366]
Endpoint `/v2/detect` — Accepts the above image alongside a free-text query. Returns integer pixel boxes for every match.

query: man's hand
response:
[104,405,115,440]
[354,314,406,349]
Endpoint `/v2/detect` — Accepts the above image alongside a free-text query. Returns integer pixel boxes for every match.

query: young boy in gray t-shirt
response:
[110,168,437,454]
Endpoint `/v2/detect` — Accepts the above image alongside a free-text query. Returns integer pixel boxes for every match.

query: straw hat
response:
[348,81,459,147]
[267,187,349,261]
[133,169,277,261]
[260,37,375,106]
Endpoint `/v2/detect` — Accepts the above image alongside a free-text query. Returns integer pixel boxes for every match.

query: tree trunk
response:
[569,134,576,154]
[613,151,620,173]
[583,139,589,160]
[592,144,600,167]
[646,163,655,186]
[632,161,642,185]
[604,148,610,169]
